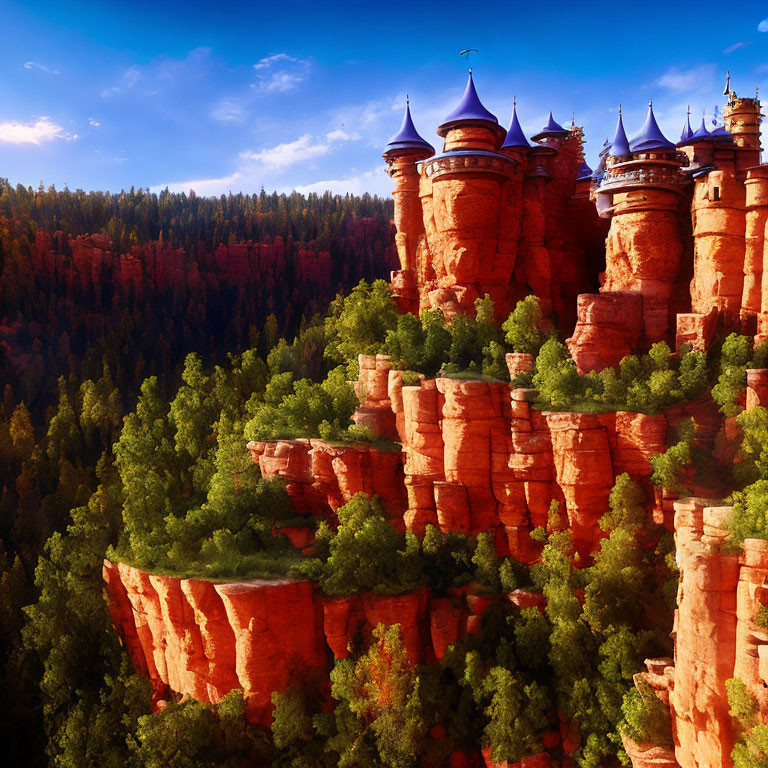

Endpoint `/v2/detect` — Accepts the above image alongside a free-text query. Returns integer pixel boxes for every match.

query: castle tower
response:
[743,167,768,333]
[383,99,435,314]
[722,90,762,171]
[596,103,686,342]
[675,116,745,329]
[418,70,520,318]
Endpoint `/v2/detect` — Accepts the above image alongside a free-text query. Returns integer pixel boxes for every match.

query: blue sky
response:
[2,0,768,197]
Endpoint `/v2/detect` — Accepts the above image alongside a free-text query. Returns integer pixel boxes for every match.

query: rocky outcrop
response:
[546,412,614,555]
[107,562,326,725]
[105,562,520,722]
[746,368,768,410]
[663,501,738,768]
[247,438,406,523]
[352,354,399,441]
[567,292,643,374]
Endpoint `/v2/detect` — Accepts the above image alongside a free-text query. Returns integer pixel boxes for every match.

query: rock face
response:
[246,361,729,564]
[247,438,406,523]
[107,562,326,725]
[566,292,642,374]
[105,562,519,722]
[632,500,768,768]
[384,101,603,324]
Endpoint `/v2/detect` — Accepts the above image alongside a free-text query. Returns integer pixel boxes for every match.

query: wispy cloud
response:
[153,128,359,195]
[0,117,73,145]
[253,53,311,93]
[759,18,768,32]
[656,64,716,92]
[153,171,244,195]
[100,48,211,99]
[293,166,389,197]
[240,129,357,169]
[210,98,247,123]
[88,117,101,127]
[24,61,60,75]
[724,41,752,54]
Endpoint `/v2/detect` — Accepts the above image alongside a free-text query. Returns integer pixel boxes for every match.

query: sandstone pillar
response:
[741,167,768,329]
[691,170,746,328]
[669,500,737,768]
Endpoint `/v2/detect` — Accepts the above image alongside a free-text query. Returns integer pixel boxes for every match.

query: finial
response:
[406,93,409,107]
[687,104,691,117]
[469,66,473,75]
[571,111,575,127]
[757,84,760,100]
[724,70,731,97]
[513,95,516,109]
[649,98,653,108]
[619,103,622,117]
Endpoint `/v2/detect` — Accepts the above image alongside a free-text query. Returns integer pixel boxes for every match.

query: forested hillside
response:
[0,181,395,767]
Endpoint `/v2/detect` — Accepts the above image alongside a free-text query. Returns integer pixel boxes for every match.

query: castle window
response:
[713,187,721,202]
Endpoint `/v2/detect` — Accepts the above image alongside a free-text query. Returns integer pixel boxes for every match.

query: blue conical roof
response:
[610,110,631,157]
[678,118,713,147]
[629,102,675,152]
[384,99,435,157]
[531,111,569,141]
[437,70,499,137]
[501,102,530,149]
[680,114,693,141]
[577,159,593,181]
[711,124,734,144]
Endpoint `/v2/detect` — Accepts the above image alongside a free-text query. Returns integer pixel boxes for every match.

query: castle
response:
[101,71,768,768]
[383,70,765,371]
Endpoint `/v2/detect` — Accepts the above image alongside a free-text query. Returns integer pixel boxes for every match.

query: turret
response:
[678,117,715,169]
[383,99,435,313]
[436,69,506,152]
[417,71,520,318]
[597,103,686,342]
[722,86,762,170]
[742,166,768,333]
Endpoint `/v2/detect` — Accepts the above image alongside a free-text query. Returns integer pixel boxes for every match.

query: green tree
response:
[503,296,545,355]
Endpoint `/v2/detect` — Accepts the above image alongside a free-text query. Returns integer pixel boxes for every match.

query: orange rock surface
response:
[566,292,642,374]
[545,412,614,556]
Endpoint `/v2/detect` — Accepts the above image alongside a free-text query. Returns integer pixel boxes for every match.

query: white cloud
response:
[240,129,358,169]
[293,167,390,197]
[151,128,365,197]
[88,117,101,127]
[240,134,332,168]
[150,172,243,195]
[254,53,295,70]
[759,18,768,32]
[24,61,60,75]
[724,41,752,54]
[657,64,716,92]
[210,99,246,123]
[253,52,311,92]
[326,128,360,142]
[0,116,71,145]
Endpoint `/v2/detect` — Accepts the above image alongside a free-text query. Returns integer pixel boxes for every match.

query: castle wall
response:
[691,170,746,326]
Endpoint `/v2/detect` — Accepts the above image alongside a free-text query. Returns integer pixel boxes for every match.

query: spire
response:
[680,106,693,141]
[723,70,731,97]
[501,99,530,149]
[437,70,500,137]
[383,98,435,157]
[531,111,569,141]
[609,106,631,157]
[628,101,675,152]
